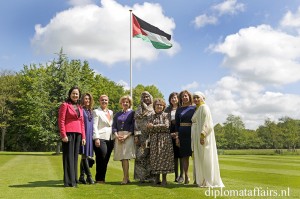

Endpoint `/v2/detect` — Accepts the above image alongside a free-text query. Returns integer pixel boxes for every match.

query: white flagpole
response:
[129,10,133,99]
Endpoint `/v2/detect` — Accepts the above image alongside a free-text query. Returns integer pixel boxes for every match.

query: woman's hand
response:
[147,123,154,129]
[95,139,100,147]
[121,134,129,142]
[116,134,124,142]
[200,138,205,145]
[82,139,86,146]
[200,134,205,145]
[62,136,68,143]
[171,132,177,139]
[175,137,180,147]
[134,136,139,145]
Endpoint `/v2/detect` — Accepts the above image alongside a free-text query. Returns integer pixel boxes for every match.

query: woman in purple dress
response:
[79,93,95,184]
[113,95,136,185]
[175,90,196,185]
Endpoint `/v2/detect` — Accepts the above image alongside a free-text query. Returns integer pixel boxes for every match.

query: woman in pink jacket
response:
[58,86,86,187]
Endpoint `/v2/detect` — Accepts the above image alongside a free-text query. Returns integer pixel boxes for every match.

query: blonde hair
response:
[119,95,132,108]
[99,94,109,101]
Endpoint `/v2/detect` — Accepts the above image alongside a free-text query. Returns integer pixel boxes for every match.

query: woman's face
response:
[143,94,151,105]
[121,99,130,110]
[70,89,80,103]
[83,95,90,106]
[193,96,201,106]
[181,92,190,104]
[100,96,109,109]
[171,95,178,106]
[154,102,164,114]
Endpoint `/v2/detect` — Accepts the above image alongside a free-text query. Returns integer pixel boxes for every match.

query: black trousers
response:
[93,139,114,181]
[62,133,81,186]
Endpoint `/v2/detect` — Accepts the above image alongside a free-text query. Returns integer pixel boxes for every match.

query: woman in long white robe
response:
[191,92,224,188]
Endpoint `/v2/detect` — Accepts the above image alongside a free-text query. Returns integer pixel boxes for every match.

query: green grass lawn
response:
[0,151,299,199]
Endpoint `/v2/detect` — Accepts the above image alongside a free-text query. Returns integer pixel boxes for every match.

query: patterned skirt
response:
[149,132,174,174]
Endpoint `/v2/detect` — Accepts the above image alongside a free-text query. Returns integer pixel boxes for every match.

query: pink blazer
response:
[58,102,86,139]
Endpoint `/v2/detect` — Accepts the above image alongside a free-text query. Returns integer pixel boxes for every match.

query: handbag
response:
[87,157,95,168]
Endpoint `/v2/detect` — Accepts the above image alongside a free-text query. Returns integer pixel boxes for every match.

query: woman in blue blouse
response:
[113,95,136,185]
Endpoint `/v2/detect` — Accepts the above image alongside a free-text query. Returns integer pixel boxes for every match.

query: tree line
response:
[0,51,299,151]
[215,114,300,150]
[0,50,163,152]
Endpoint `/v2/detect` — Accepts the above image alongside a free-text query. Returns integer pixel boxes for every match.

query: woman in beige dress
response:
[113,95,136,184]
[191,92,224,188]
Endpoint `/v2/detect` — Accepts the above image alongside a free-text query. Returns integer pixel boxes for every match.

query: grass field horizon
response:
[0,150,299,199]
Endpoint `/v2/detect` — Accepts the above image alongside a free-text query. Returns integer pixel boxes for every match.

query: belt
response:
[180,123,192,126]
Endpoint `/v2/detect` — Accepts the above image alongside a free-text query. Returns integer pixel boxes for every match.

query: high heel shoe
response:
[121,179,130,185]
[177,176,184,184]
[184,177,190,185]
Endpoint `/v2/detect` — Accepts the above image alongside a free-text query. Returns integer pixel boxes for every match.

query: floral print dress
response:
[148,112,174,174]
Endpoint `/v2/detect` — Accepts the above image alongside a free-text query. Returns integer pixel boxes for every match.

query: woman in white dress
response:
[191,91,224,188]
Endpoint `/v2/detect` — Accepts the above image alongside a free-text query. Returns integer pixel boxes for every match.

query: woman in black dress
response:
[175,90,195,184]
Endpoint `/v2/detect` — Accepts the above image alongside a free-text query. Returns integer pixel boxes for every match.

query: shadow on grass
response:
[9,180,64,188]
[104,181,197,189]
[0,153,61,156]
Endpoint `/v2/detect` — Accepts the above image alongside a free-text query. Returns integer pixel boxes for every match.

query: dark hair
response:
[168,92,179,108]
[179,90,192,106]
[66,86,81,104]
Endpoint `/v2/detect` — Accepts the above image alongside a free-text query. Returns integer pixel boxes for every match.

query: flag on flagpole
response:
[132,14,172,49]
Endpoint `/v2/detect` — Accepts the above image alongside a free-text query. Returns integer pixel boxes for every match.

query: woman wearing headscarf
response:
[191,91,224,188]
[134,91,154,183]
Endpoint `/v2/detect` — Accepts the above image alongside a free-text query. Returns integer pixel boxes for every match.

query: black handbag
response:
[87,157,95,168]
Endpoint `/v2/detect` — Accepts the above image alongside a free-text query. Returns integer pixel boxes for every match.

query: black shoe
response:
[86,176,95,184]
[79,175,87,184]
[82,158,95,184]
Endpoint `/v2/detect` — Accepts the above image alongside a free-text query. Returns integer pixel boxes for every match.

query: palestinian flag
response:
[132,14,172,49]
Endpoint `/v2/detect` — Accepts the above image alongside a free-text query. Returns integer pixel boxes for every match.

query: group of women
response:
[58,86,224,188]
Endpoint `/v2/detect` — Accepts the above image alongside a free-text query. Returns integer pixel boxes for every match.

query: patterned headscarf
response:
[135,91,154,118]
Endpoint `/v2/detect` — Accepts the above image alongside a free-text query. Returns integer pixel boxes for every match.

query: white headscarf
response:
[193,91,205,101]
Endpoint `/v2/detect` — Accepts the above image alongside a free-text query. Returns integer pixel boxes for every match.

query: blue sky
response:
[1,0,300,129]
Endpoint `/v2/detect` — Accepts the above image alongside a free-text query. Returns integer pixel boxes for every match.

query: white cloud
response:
[193,14,218,29]
[280,7,300,28]
[192,0,244,28]
[67,0,95,6]
[212,0,245,16]
[205,8,300,129]
[205,76,300,129]
[117,80,130,90]
[181,81,199,90]
[212,25,300,85]
[31,0,179,65]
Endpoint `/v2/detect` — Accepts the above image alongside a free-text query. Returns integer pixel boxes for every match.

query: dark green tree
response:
[131,84,164,110]
[0,70,19,151]
[223,114,245,149]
